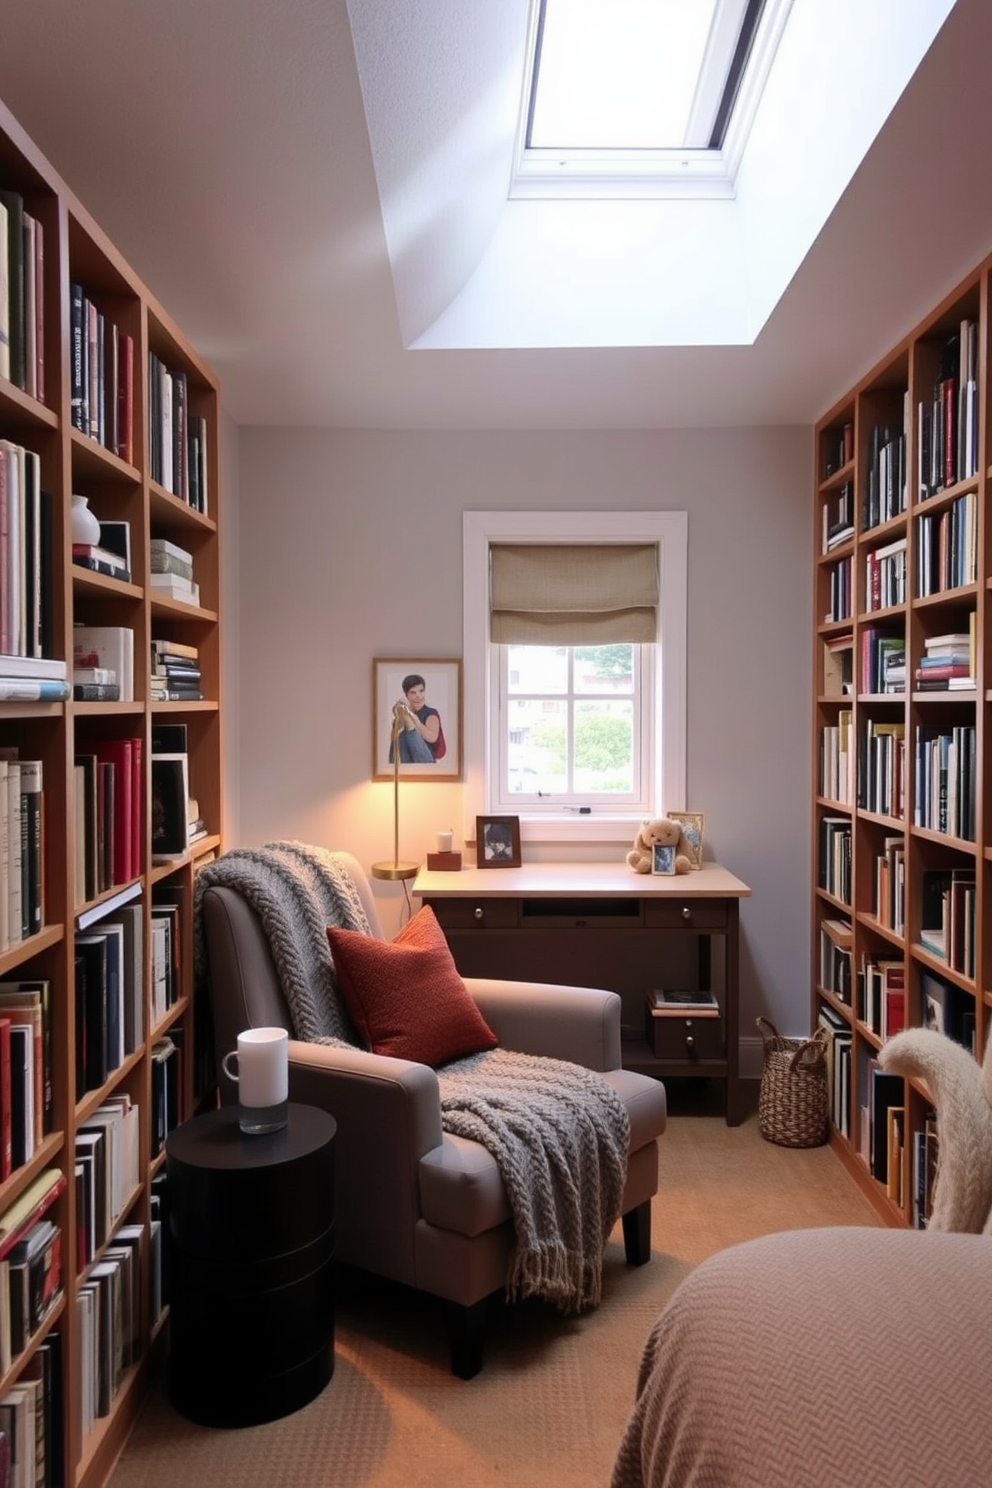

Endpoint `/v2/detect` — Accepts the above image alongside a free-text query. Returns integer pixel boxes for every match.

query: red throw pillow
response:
[326,905,498,1066]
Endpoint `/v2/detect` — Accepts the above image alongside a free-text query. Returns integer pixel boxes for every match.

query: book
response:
[0,191,25,391]
[18,760,42,939]
[150,755,189,859]
[0,1169,64,1258]
[72,626,134,702]
[71,543,131,583]
[148,573,200,605]
[0,679,69,702]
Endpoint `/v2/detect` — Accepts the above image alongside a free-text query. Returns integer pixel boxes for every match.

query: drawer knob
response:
[474,906,484,922]
[685,1035,694,1049]
[681,905,692,921]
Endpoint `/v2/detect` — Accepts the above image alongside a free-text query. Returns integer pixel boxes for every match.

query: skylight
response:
[513,0,792,199]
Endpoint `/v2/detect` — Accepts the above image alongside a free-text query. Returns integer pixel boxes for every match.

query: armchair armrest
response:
[286,1038,444,1283]
[464,978,622,1071]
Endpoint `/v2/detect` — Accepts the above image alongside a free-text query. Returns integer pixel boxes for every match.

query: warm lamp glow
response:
[372,704,420,881]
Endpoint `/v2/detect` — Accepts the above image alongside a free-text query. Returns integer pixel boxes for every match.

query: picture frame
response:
[667,810,705,870]
[373,658,462,782]
[651,842,677,876]
[476,815,522,869]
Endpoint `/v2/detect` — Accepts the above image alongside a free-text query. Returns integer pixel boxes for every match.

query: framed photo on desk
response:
[476,815,521,868]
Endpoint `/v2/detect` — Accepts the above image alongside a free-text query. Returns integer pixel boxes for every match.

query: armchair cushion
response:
[327,905,498,1066]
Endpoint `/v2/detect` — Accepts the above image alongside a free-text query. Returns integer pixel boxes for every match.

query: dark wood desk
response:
[165,1103,336,1426]
[414,861,751,1124]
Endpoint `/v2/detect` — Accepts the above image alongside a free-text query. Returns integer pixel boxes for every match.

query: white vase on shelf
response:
[71,494,101,546]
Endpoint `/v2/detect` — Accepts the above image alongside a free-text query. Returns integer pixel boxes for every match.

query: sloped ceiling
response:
[0,0,988,429]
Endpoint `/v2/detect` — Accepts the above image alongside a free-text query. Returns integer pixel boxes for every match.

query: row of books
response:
[916,489,977,596]
[873,834,905,935]
[821,477,854,553]
[857,955,905,1040]
[0,755,43,954]
[920,867,976,979]
[861,412,909,533]
[912,627,975,692]
[818,918,852,1004]
[818,816,851,904]
[77,1222,143,1439]
[69,283,134,466]
[149,1034,184,1159]
[822,420,853,480]
[816,1002,851,1138]
[0,1168,64,1376]
[0,441,54,668]
[73,906,144,1100]
[864,534,906,611]
[0,188,45,403]
[919,319,979,500]
[148,352,209,514]
[0,980,53,1179]
[857,718,905,819]
[818,709,853,805]
[74,1097,140,1268]
[74,738,143,905]
[0,1330,61,1488]
[859,1060,905,1201]
[824,554,851,624]
[860,627,904,694]
[913,723,976,841]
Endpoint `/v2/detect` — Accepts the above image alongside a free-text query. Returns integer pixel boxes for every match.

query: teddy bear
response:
[626,816,693,875]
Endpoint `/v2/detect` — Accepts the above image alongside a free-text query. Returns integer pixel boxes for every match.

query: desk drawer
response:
[427,898,519,930]
[646,1010,725,1060]
[645,900,727,930]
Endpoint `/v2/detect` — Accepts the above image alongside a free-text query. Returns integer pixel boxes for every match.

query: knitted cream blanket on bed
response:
[193,842,629,1312]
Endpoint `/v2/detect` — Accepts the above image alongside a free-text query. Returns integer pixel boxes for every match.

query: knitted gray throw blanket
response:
[438,1047,629,1313]
[194,843,630,1312]
[193,841,370,1045]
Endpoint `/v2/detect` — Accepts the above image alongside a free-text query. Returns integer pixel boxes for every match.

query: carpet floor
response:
[106,1083,881,1488]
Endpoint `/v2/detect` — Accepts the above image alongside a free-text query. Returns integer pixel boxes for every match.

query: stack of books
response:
[150,639,201,701]
[149,538,199,606]
[647,989,720,1015]
[913,631,974,691]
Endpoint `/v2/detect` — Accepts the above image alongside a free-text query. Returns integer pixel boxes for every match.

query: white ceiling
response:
[0,0,988,430]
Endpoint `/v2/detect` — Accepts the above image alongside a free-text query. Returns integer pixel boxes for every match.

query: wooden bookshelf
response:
[812,256,988,1229]
[0,94,222,1488]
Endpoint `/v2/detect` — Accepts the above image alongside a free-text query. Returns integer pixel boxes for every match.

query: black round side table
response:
[165,1102,336,1427]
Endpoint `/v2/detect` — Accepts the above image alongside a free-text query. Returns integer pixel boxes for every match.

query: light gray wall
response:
[231,425,813,1061]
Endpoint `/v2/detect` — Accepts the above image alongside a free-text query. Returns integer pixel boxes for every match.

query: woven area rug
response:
[107,1092,880,1488]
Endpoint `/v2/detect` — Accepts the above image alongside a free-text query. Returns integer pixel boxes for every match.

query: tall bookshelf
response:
[0,96,222,1488]
[812,256,989,1229]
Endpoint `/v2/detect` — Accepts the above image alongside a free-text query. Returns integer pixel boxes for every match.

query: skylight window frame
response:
[510,0,794,202]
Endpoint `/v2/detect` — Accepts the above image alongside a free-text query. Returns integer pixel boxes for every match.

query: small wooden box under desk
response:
[414,861,751,1124]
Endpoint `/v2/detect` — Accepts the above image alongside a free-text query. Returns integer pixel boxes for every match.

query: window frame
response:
[462,510,688,845]
[496,640,648,811]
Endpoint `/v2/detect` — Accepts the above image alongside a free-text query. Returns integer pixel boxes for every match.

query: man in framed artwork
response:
[389,673,447,764]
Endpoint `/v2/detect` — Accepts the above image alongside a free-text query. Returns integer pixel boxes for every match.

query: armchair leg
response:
[448,1298,488,1379]
[622,1200,652,1266]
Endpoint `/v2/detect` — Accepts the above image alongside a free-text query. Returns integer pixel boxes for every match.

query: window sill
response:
[513,815,643,845]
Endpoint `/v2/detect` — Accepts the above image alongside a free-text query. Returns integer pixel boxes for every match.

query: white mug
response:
[221,1027,289,1134]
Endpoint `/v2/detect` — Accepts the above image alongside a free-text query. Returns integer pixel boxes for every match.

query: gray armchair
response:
[199,850,667,1377]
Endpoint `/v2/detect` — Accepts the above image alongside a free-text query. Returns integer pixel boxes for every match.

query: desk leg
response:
[724,900,743,1126]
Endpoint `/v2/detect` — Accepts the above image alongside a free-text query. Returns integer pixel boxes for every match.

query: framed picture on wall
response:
[373,658,462,781]
[476,815,522,868]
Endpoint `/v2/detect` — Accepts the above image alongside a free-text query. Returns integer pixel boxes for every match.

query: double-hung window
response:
[463,511,687,843]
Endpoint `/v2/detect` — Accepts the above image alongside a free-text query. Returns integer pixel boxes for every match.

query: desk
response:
[414,861,751,1125]
[165,1103,336,1427]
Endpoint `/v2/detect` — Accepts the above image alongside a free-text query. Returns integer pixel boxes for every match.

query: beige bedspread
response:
[612,1226,992,1488]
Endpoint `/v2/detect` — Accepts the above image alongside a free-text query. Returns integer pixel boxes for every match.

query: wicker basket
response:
[755,1016,830,1148]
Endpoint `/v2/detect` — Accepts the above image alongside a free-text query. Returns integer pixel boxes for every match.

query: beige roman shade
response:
[489,543,659,644]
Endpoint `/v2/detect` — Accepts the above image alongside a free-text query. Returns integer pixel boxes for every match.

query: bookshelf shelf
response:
[812,252,991,1230]
[0,91,222,1488]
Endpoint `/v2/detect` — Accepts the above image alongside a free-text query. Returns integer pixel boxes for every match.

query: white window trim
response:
[463,510,687,845]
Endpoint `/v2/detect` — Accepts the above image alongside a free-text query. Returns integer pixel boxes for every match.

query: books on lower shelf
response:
[0,752,45,952]
[150,640,202,701]
[150,755,190,860]
[647,988,719,1016]
[72,626,134,703]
